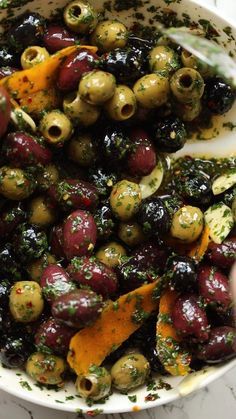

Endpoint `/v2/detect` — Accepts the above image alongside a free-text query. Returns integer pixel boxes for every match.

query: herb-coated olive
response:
[67,134,96,167]
[170,67,204,103]
[64,0,98,34]
[96,241,126,268]
[198,265,231,310]
[118,221,144,247]
[0,202,26,239]
[26,352,66,385]
[203,77,235,114]
[51,289,103,328]
[160,194,184,217]
[167,255,197,292]
[7,12,46,53]
[198,326,236,363]
[111,353,150,391]
[63,92,101,126]
[133,73,170,109]
[0,86,11,138]
[36,163,59,192]
[43,24,76,53]
[91,20,128,52]
[35,317,75,355]
[0,336,34,368]
[127,127,156,176]
[76,366,111,401]
[26,253,56,283]
[110,180,142,221]
[137,197,171,235]
[29,195,56,227]
[62,209,97,259]
[174,99,202,122]
[149,46,180,75]
[0,166,36,200]
[116,255,157,292]
[105,84,137,121]
[94,202,115,240]
[206,238,236,269]
[9,281,44,323]
[0,46,20,67]
[39,110,73,146]
[99,125,132,166]
[67,256,118,297]
[88,166,118,196]
[170,205,204,243]
[132,241,169,272]
[40,264,76,303]
[13,223,48,262]
[20,46,49,69]
[79,70,116,105]
[152,116,187,153]
[173,170,212,206]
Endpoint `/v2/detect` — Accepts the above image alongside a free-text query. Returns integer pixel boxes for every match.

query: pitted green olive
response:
[133,74,170,109]
[111,353,150,392]
[39,110,73,145]
[76,366,111,401]
[0,166,36,200]
[118,221,144,247]
[67,134,96,167]
[79,70,116,105]
[149,46,180,75]
[21,46,49,69]
[105,85,137,121]
[63,0,98,34]
[170,67,204,103]
[96,241,126,268]
[63,91,100,126]
[29,195,56,227]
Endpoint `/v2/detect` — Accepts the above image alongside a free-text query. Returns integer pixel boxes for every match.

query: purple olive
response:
[43,24,76,53]
[67,256,118,298]
[48,179,98,212]
[3,132,52,167]
[116,256,157,292]
[35,317,75,355]
[57,48,99,91]
[62,210,97,260]
[50,225,66,259]
[51,289,103,328]
[40,264,76,303]
[127,128,156,176]
[198,265,231,310]
[0,86,11,138]
[206,238,236,270]
[198,326,236,363]
[172,294,210,342]
[131,241,169,271]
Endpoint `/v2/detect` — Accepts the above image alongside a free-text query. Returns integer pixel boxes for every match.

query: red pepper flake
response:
[26,301,33,308]
[86,409,103,417]
[16,288,23,294]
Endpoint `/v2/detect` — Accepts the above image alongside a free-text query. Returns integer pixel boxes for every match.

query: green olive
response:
[76,366,111,401]
[111,353,150,392]
[63,91,100,126]
[29,195,56,227]
[181,50,212,77]
[0,166,35,200]
[63,0,98,34]
[79,70,116,105]
[133,74,170,109]
[37,164,60,191]
[90,20,128,52]
[175,100,202,122]
[96,241,126,268]
[39,110,73,145]
[105,85,137,121]
[171,205,204,243]
[21,46,49,69]
[118,221,144,247]
[27,253,57,282]
[9,281,44,323]
[67,134,96,167]
[26,352,66,385]
[149,46,180,75]
[170,67,204,103]
[110,180,142,221]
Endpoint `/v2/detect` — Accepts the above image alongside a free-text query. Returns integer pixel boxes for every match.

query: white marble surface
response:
[1,0,236,418]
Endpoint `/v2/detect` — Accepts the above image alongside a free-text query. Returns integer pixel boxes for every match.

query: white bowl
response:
[0,0,236,414]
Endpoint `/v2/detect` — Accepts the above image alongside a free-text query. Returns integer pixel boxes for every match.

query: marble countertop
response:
[1,0,236,418]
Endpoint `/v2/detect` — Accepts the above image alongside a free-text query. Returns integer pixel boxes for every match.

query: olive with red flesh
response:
[0,46,20,67]
[198,265,231,310]
[3,132,52,168]
[48,179,98,212]
[40,264,76,304]
[203,77,235,115]
[99,125,132,166]
[43,24,77,53]
[93,202,115,240]
[67,256,118,298]
[57,48,99,91]
[62,209,97,259]
[127,128,156,176]
[35,317,75,355]
[51,289,103,328]
[173,170,212,206]
[0,336,34,368]
[198,326,236,363]
[0,202,26,239]
[167,255,197,292]
[50,225,66,260]
[206,238,236,269]
[13,223,48,263]
[137,197,171,235]
[0,86,11,138]
[152,116,187,153]
[88,167,118,197]
[172,294,209,342]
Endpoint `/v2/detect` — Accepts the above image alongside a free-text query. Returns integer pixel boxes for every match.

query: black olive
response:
[137,197,171,235]
[0,336,34,368]
[13,223,48,263]
[173,169,212,206]
[94,202,115,240]
[152,116,187,153]
[203,77,235,115]
[0,45,20,67]
[88,166,118,196]
[160,194,184,217]
[143,337,165,373]
[116,256,157,292]
[167,255,198,292]
[0,279,11,307]
[98,125,132,166]
[100,47,146,84]
[7,12,47,53]
[0,244,21,281]
[222,185,236,207]
[127,34,154,51]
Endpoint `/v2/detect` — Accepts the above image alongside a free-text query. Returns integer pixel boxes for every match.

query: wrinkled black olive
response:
[153,116,187,153]
[203,77,235,115]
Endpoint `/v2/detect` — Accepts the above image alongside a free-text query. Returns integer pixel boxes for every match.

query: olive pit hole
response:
[26,49,38,62]
[121,104,133,117]
[71,5,82,17]
[48,125,62,138]
[179,74,193,88]
[80,377,93,393]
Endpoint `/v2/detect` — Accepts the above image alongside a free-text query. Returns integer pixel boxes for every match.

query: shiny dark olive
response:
[167,255,197,292]
[0,336,34,368]
[13,223,48,263]
[137,197,171,235]
[153,116,187,153]
[203,77,235,115]
[198,326,236,363]
[88,167,118,197]
[0,244,21,281]
[35,317,75,355]
[0,46,20,67]
[173,170,212,206]
[94,202,115,240]
[160,194,184,217]
[99,125,132,166]
[116,255,157,292]
[206,238,236,270]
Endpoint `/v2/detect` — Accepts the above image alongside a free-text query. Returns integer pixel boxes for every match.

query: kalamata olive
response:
[99,125,132,166]
[7,12,46,53]
[13,223,48,263]
[116,255,158,292]
[172,294,209,342]
[62,210,97,259]
[0,279,10,307]
[132,241,169,272]
[173,169,212,206]
[51,289,103,328]
[35,317,75,355]
[94,202,115,240]
[57,48,99,91]
[198,265,231,310]
[0,336,34,368]
[40,264,76,303]
[67,256,118,298]
[3,132,52,167]
[167,255,197,292]
[127,128,156,176]
[198,326,236,363]
[137,197,171,235]
[43,24,77,53]
[48,179,98,212]
[0,86,11,138]
[0,66,18,79]
[206,238,236,269]
[88,167,118,197]
[0,244,21,280]
[50,225,66,259]
[0,202,26,239]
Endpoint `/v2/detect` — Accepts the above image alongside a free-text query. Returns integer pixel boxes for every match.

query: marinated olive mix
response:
[0,0,235,406]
